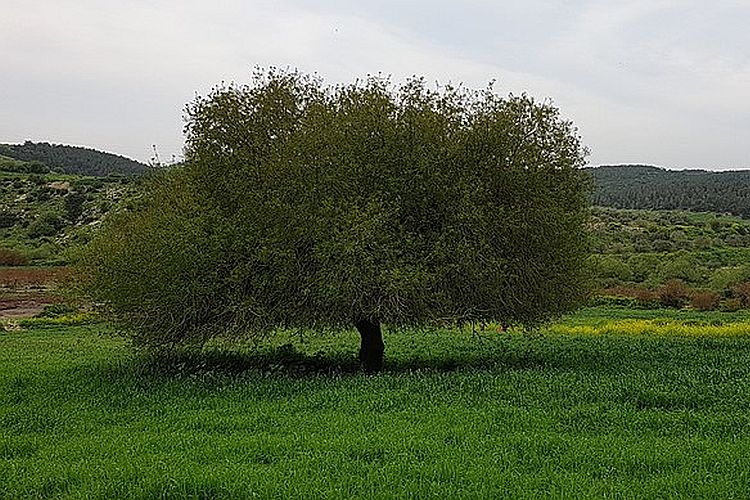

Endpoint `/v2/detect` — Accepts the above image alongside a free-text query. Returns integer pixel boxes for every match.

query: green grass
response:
[554,304,750,325]
[3,311,750,498]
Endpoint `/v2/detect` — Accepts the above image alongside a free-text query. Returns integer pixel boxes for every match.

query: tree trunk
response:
[356,319,384,372]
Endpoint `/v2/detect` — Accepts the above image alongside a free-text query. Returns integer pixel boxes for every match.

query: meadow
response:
[3,307,750,498]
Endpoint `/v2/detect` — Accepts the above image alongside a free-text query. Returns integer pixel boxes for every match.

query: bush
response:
[731,282,750,308]
[600,286,661,309]
[659,253,702,283]
[691,291,720,311]
[35,303,79,318]
[721,298,744,312]
[64,192,87,222]
[27,212,65,238]
[658,279,692,308]
[592,255,632,284]
[632,288,661,309]
[589,295,638,308]
[710,266,750,291]
[0,248,29,266]
[0,211,21,229]
[19,312,96,328]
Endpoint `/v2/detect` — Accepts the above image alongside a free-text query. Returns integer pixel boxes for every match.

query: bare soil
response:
[0,267,68,319]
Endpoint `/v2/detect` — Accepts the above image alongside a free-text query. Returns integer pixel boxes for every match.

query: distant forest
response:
[0,141,147,177]
[588,165,750,218]
[2,146,749,216]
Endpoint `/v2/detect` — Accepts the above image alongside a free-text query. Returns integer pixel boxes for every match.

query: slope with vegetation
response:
[0,171,139,266]
[590,207,750,310]
[0,141,147,177]
[588,165,750,217]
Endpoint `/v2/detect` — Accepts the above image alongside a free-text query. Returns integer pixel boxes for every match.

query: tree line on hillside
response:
[0,141,147,177]
[588,165,750,217]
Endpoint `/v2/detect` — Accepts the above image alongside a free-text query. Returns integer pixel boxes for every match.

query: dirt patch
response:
[0,300,47,320]
[0,294,59,319]
[48,181,71,191]
[0,267,70,288]
[0,267,68,319]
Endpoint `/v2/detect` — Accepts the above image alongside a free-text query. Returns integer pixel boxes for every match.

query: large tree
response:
[76,69,590,371]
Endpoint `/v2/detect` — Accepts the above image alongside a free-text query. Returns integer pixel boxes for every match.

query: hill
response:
[0,141,147,177]
[0,171,141,265]
[587,165,750,217]
[590,206,750,286]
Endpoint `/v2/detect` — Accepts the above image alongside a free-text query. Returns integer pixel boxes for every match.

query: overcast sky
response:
[1,0,748,169]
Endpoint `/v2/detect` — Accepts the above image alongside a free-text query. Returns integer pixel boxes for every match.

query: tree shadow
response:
[100,335,641,380]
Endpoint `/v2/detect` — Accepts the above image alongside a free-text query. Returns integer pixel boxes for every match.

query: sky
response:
[1,0,748,169]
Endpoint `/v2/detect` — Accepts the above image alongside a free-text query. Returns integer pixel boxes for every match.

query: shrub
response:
[589,295,637,308]
[0,249,29,267]
[35,303,79,318]
[632,288,661,309]
[731,282,750,308]
[691,291,720,311]
[710,266,750,291]
[658,279,692,308]
[721,298,744,312]
[27,212,65,238]
[600,286,660,309]
[64,192,87,222]
[18,312,96,328]
[0,211,21,229]
[592,255,632,284]
[659,253,702,283]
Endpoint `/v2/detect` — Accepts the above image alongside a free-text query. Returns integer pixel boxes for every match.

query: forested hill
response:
[0,141,147,176]
[588,165,750,218]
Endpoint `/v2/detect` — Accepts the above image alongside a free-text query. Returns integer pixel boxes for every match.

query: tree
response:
[75,69,591,371]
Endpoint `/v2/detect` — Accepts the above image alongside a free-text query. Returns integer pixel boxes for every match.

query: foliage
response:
[657,279,692,308]
[0,248,29,266]
[691,291,721,311]
[27,211,66,238]
[731,282,750,308]
[0,141,146,176]
[75,68,591,347]
[548,318,750,336]
[0,172,141,265]
[588,164,750,217]
[0,155,49,174]
[34,303,80,317]
[590,207,750,257]
[17,312,96,328]
[589,207,750,307]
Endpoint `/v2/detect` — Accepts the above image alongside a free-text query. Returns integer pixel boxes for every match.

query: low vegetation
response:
[3,310,750,497]
[0,171,140,265]
[590,207,750,310]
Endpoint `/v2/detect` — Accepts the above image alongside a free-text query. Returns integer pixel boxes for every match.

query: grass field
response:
[3,308,750,498]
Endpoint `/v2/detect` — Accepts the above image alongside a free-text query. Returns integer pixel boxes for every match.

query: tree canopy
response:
[0,141,146,176]
[75,69,590,370]
[588,165,750,217]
